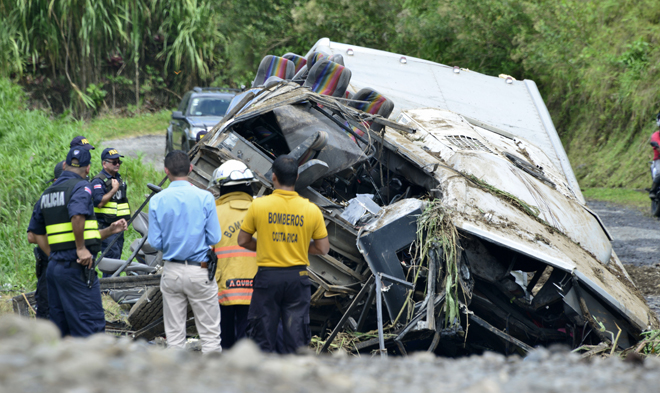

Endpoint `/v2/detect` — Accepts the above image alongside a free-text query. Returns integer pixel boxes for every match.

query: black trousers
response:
[247,266,312,354]
[34,247,49,319]
[220,304,249,350]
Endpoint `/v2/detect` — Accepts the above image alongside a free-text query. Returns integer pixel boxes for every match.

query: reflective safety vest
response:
[93,173,130,223]
[214,192,258,306]
[42,178,102,253]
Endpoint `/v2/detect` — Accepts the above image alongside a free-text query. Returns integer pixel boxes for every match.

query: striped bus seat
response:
[348,88,394,132]
[292,51,329,83]
[282,53,307,74]
[252,55,295,87]
[304,60,352,97]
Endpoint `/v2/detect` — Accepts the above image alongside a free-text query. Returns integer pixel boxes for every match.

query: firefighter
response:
[91,148,130,275]
[237,155,330,353]
[27,147,127,337]
[208,160,258,349]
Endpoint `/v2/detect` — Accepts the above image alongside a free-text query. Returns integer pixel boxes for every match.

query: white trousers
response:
[161,262,222,353]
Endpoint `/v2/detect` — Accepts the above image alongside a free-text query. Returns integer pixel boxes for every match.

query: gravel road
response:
[100,134,165,171]
[4,136,660,392]
[1,315,659,393]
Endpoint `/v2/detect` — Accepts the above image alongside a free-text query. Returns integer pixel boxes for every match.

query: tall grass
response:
[0,78,164,291]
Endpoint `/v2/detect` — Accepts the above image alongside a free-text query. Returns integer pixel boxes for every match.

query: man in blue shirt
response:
[149,150,222,353]
[28,147,127,337]
[91,148,131,276]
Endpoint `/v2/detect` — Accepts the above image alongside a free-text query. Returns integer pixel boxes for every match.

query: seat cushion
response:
[351,88,394,117]
[304,60,352,97]
[252,55,295,87]
[283,53,308,74]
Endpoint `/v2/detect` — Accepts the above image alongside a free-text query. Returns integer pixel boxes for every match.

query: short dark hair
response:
[165,150,191,177]
[272,155,298,187]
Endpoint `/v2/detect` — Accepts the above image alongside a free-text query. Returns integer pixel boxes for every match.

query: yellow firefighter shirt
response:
[213,192,258,306]
[240,189,328,267]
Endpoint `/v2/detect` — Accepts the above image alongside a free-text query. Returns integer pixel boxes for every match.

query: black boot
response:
[650,181,660,198]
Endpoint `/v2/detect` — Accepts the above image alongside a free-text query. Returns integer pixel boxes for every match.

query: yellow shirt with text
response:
[240,189,328,267]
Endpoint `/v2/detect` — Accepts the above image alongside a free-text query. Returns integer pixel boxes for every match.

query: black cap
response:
[101,148,124,161]
[196,130,209,143]
[48,161,64,183]
[66,147,92,167]
[70,136,95,150]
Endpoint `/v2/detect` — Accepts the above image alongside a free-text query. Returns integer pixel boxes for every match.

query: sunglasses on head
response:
[105,159,122,165]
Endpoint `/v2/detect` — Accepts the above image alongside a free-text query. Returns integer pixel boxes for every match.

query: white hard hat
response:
[210,160,254,187]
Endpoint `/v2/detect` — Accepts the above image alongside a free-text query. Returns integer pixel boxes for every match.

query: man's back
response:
[149,180,221,262]
[241,189,327,268]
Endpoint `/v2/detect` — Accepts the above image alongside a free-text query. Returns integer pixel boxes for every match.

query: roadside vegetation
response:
[0,78,164,295]
[582,188,650,211]
[1,0,658,193]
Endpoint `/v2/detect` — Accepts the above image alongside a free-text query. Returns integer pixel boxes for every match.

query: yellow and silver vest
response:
[214,192,258,306]
[42,178,101,253]
[93,173,131,223]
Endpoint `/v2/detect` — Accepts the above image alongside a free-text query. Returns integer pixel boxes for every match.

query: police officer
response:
[26,161,64,319]
[70,135,96,151]
[196,130,208,143]
[209,160,258,349]
[238,155,330,353]
[91,148,130,275]
[27,147,127,337]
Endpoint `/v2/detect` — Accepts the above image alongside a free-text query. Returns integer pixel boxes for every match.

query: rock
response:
[524,348,550,362]
[0,314,60,352]
[224,339,263,370]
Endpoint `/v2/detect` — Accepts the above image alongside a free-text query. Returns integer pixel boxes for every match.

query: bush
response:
[0,79,164,291]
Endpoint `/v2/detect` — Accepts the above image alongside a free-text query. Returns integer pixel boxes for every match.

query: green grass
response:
[0,79,165,291]
[82,110,172,141]
[582,187,650,211]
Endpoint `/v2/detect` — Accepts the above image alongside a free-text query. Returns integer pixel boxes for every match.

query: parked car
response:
[166,87,238,154]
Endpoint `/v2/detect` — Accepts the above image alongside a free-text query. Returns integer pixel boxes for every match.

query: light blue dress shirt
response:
[148,180,221,262]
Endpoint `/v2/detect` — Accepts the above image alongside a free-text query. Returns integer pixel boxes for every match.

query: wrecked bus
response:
[186,38,658,356]
[14,38,656,357]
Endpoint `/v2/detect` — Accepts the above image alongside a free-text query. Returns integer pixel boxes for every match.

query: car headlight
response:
[188,126,206,139]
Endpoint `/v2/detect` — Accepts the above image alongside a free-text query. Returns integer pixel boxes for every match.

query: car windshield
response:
[187,97,231,117]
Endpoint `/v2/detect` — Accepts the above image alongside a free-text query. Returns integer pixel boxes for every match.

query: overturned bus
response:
[185,38,658,356]
[15,39,655,356]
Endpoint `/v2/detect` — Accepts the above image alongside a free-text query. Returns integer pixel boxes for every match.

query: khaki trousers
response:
[161,262,222,353]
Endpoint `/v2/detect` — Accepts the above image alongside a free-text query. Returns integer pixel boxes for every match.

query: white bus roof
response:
[308,38,583,203]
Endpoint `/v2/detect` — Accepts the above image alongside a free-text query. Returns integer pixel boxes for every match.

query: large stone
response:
[0,314,60,353]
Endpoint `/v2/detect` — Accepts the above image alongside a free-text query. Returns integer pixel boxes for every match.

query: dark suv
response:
[166,87,239,153]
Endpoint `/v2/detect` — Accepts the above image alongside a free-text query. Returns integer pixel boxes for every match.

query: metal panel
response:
[308,39,582,200]
[357,199,423,320]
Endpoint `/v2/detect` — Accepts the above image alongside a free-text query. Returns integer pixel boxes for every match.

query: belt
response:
[258,265,307,272]
[165,259,208,268]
